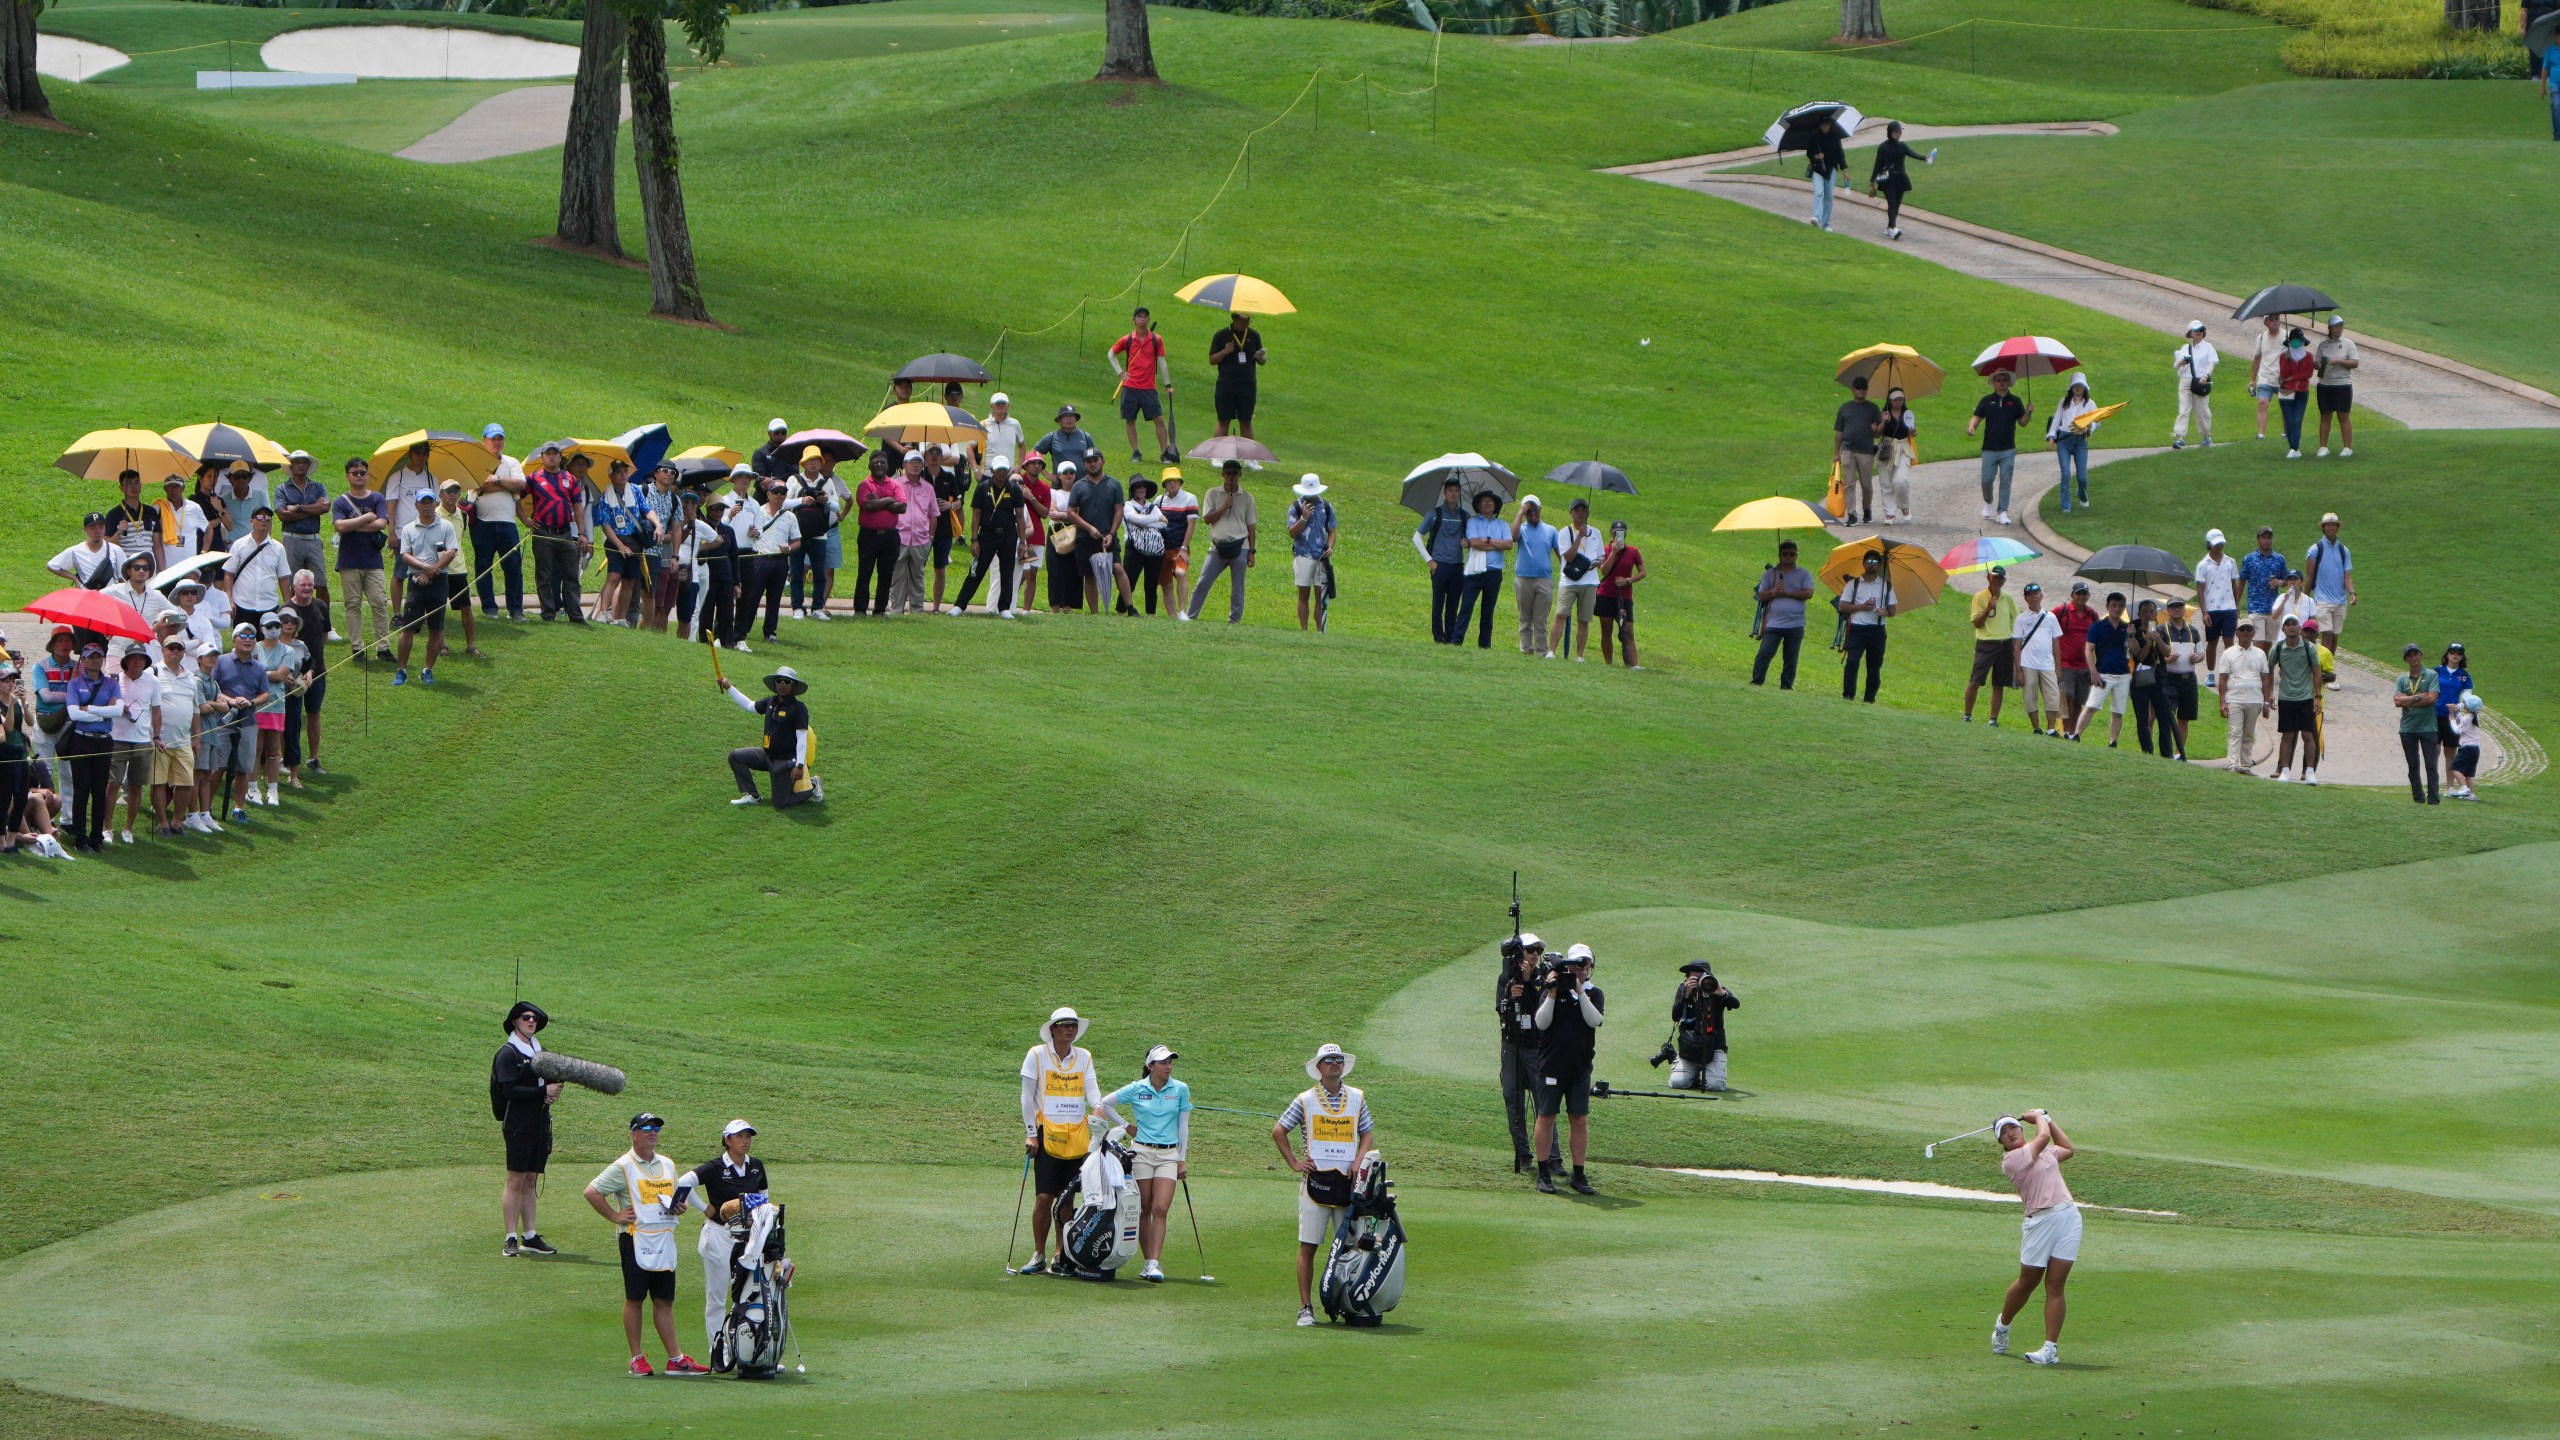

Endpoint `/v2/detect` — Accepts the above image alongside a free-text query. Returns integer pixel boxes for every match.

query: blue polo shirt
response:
[2237,549,2288,613]
[1464,514,1510,573]
[1104,1076,1192,1149]
[1514,520,1558,580]
[2087,616,2130,675]
[1414,504,1468,565]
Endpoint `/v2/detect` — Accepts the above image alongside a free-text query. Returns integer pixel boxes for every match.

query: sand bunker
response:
[261,25,578,81]
[35,35,130,82]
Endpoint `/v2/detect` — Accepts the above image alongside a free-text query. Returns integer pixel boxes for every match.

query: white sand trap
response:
[262,25,578,81]
[35,35,130,82]
[1665,1167,2179,1216]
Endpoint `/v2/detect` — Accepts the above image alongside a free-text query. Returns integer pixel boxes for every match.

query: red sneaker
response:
[664,1354,711,1377]
[628,1356,655,1378]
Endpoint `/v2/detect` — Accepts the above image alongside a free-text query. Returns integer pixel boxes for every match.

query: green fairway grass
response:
[4,5,2556,1437]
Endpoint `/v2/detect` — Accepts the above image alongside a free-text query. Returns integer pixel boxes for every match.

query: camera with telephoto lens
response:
[1647,1041,1677,1069]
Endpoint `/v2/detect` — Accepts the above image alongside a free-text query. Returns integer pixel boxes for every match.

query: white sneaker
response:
[2316,446,2330,458]
[2286,449,2301,459]
[1295,1307,1317,1328]
[38,836,71,859]
[1991,1321,2011,1356]
[1981,503,1993,519]
[2275,773,2293,783]
[733,642,752,653]
[789,608,805,621]
[266,783,281,805]
[203,814,224,832]
[999,609,1019,620]
[812,609,831,621]
[2304,767,2319,786]
[730,794,762,807]
[1176,612,1193,623]
[1998,511,2011,527]
[1141,1261,1164,1282]
[327,630,343,642]
[2025,1342,2059,1366]
[118,829,135,845]
[182,814,207,834]
[2340,447,2353,458]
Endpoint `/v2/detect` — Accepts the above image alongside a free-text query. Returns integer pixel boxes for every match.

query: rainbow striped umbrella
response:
[1938,536,2039,575]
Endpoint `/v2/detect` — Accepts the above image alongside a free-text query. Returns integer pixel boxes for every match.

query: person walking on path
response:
[1019,1008,1103,1278]
[2314,315,2360,456]
[1804,116,1846,231]
[1966,371,2030,527]
[2194,529,2240,680]
[2273,327,2315,457]
[1751,539,1815,688]
[1834,376,1882,526]
[2394,645,2442,804]
[1551,499,1604,661]
[2271,614,2323,783]
[2217,619,2273,773]
[1184,462,1257,624]
[2128,599,2180,759]
[1103,1046,1194,1284]
[492,1001,564,1259]
[2307,512,2357,656]
[583,1114,713,1378]
[1963,566,2017,727]
[2159,599,2201,760]
[1454,490,1512,650]
[2046,374,2099,514]
[2249,315,2286,441]
[2070,592,2133,747]
[1511,496,1558,655]
[1413,478,1471,644]
[1866,120,1922,239]
[1991,1110,2080,1368]
[2238,528,2288,648]
[1287,475,1337,633]
[1835,549,1896,702]
[1209,312,1266,440]
[2011,582,2061,735]
[720,665,814,808]
[1595,520,1645,670]
[1109,307,1178,465]
[1272,1043,1375,1327]
[2173,321,2219,450]
[2267,569,2317,652]
[1875,389,1917,523]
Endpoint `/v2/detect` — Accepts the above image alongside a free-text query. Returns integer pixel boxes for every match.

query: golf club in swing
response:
[1923,1123,2001,1159]
[1002,1151,1031,1276]
[1179,1177,1214,1283]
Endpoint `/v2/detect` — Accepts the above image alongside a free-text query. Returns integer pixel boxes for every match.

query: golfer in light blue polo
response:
[1104,1045,1193,1283]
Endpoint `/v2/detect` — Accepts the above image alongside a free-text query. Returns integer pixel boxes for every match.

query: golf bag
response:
[1059,1128,1142,1280]
[1318,1152,1407,1327]
[710,1197,792,1379]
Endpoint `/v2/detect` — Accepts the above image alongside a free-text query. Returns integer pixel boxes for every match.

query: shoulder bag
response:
[2186,345,2212,397]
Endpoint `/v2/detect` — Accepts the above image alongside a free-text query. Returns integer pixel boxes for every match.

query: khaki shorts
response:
[2082,672,2130,715]
[1298,1186,1344,1247]
[2019,666,2060,712]
[151,746,195,788]
[1292,555,1326,588]
[2314,601,2346,638]
[1130,1143,1183,1183]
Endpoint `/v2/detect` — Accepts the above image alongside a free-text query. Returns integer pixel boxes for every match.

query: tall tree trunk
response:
[2443,0,2497,32]
[625,17,709,323]
[1838,0,1886,42]
[3,0,56,123]
[1095,0,1157,82]
[555,5,625,254]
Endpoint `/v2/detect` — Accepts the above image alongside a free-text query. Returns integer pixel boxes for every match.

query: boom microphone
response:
[529,1051,628,1096]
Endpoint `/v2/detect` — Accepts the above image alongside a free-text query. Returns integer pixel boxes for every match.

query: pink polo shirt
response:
[856,478,903,532]
[896,476,939,547]
[2000,1140,2073,1213]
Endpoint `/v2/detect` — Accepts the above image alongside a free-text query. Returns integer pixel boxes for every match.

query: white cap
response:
[989,455,1015,471]
[2205,527,2226,546]
[1518,493,1541,510]
[990,392,1010,406]
[1144,1044,1178,1066]
[2185,319,2206,333]
[1519,932,1543,950]
[1304,1043,1356,1079]
[903,450,924,464]
[2320,511,2341,526]
[288,449,312,462]
[194,641,221,657]
[768,417,789,432]
[1996,1115,2023,1134]
[721,1119,756,1139]
[2328,313,2345,325]
[1563,942,1594,964]
[1056,459,1080,476]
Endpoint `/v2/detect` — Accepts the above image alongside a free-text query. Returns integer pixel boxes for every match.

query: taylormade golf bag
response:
[710,1197,792,1379]
[1318,1152,1406,1326]
[1059,1128,1142,1280]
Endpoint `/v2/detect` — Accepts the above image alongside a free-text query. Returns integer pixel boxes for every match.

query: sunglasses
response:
[634,1123,663,1133]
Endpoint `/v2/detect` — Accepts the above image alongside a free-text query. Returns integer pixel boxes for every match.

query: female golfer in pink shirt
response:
[1993,1109,2078,1365]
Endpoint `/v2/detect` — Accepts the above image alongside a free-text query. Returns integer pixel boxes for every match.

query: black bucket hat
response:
[503,1000,549,1036]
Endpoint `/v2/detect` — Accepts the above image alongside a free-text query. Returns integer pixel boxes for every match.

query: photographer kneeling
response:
[1532,944,1604,1196]
[1658,961,1741,1092]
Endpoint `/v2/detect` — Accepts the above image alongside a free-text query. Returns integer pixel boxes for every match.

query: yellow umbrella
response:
[1174,273,1297,316]
[2072,400,2128,434]
[55,428,195,481]
[1714,496,1834,533]
[1835,343,1944,400]
[549,437,633,475]
[370,431,498,487]
[1818,536,1947,612]
[862,402,987,449]
[165,421,291,471]
[675,444,744,467]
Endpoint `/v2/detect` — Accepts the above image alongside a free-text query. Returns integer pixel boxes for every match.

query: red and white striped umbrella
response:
[1970,336,2078,378]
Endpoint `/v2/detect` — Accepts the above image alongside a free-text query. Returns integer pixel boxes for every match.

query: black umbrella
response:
[1764,100,1864,153]
[2076,544,2192,587]
[2231,284,2338,322]
[1543,460,1636,495]
[893,353,992,386]
[667,456,734,485]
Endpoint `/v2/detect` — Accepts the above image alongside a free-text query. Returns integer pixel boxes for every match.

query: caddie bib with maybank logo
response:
[1039,1051,1094,1160]
[1301,1085,1365,1173]
[619,1154,682,1272]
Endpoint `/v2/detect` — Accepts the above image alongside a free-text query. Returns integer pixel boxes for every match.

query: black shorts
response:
[503,1125,551,1174]
[933,531,957,568]
[1595,594,1634,624]
[604,548,645,579]
[2169,671,2199,721]
[1970,639,2014,687]
[2278,697,2318,733]
[2316,384,2352,415]
[443,574,470,612]
[402,588,446,633]
[302,672,327,714]
[618,1232,677,1303]
[2204,610,2237,643]
[1536,1063,1592,1118]
[1033,1149,1083,1196]
[1215,384,1256,425]
[1119,386,1163,422]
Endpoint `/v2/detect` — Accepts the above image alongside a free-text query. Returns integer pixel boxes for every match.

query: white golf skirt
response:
[2020,1203,2082,1268]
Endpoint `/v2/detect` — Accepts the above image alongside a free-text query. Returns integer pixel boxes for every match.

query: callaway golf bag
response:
[1059,1127,1142,1280]
[711,1197,793,1378]
[1318,1152,1406,1326]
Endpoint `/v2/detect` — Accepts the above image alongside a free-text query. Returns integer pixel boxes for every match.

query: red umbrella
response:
[1970,336,2078,378]
[24,588,153,641]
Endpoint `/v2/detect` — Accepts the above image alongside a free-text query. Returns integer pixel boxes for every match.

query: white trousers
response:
[699,1222,736,1353]
[2175,387,2212,444]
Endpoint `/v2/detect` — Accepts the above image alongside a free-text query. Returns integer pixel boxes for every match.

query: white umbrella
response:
[148,552,229,591]
[1399,453,1519,515]
[1764,101,1864,151]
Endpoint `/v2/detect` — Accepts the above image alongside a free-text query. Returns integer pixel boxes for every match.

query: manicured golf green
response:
[3,3,2554,1437]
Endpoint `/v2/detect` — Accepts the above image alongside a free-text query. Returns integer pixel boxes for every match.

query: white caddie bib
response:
[1302,1085,1364,1173]
[621,1155,681,1272]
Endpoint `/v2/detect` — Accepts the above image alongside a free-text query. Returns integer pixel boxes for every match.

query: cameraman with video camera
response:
[1531,943,1604,1195]
[1495,933,1559,1175]
[1655,961,1741,1092]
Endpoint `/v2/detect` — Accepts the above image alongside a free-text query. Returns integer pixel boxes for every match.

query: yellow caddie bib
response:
[1040,1059,1091,1160]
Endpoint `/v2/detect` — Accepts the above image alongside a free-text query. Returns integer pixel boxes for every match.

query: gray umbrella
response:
[893,353,992,385]
[2075,544,2192,587]
[1543,460,1635,495]
[2231,284,2338,322]
[1399,453,1518,516]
